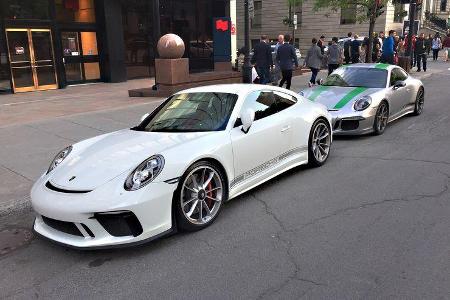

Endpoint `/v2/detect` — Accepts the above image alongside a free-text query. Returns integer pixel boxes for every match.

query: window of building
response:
[0,0,50,20]
[55,0,95,23]
[251,0,262,29]
[0,31,11,92]
[393,3,405,23]
[441,0,447,11]
[340,4,357,24]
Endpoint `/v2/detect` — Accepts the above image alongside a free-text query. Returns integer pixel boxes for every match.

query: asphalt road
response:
[1,66,450,299]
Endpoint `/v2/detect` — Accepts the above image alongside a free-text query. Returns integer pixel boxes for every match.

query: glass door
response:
[5,28,58,93]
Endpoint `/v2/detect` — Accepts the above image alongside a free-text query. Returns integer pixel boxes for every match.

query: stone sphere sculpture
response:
[157,34,185,59]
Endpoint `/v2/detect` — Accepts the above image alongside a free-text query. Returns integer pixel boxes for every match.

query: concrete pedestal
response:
[155,58,190,85]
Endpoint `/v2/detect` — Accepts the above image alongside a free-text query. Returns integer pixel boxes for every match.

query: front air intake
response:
[94,211,143,237]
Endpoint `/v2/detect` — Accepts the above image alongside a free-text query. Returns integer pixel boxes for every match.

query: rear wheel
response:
[308,119,331,167]
[373,102,389,135]
[413,87,424,116]
[174,161,227,232]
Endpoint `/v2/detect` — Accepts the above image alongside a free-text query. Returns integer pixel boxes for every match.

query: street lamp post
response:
[242,0,253,83]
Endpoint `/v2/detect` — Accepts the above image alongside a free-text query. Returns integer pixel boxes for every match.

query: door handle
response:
[281,125,291,132]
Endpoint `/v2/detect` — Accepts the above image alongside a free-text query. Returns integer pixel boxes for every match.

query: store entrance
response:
[5,28,58,93]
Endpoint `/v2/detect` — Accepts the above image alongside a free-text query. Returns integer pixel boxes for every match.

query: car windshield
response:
[323,67,387,88]
[138,92,238,132]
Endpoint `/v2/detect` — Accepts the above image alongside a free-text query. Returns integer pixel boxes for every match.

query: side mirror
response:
[240,109,255,134]
[393,81,406,90]
[140,113,150,122]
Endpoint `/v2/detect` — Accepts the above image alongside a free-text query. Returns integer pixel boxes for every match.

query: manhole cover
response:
[0,228,34,256]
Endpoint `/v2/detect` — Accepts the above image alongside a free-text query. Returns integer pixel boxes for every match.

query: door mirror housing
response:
[140,113,150,123]
[393,81,406,90]
[240,109,255,134]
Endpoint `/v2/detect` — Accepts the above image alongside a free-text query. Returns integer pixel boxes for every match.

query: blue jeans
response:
[256,66,271,84]
[310,68,319,84]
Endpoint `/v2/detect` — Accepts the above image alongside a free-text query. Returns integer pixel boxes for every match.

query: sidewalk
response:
[0,78,159,128]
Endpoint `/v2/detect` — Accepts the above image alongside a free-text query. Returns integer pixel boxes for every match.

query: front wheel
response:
[413,87,424,116]
[373,102,389,135]
[308,119,332,167]
[174,161,227,232]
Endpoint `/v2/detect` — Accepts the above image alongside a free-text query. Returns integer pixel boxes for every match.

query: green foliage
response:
[312,0,390,22]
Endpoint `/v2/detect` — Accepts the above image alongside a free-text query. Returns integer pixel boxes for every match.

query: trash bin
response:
[398,56,411,72]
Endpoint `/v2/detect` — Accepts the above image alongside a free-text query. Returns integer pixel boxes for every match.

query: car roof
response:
[343,63,395,70]
[178,84,299,96]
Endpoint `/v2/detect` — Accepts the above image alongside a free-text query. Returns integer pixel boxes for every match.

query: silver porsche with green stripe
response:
[299,63,424,135]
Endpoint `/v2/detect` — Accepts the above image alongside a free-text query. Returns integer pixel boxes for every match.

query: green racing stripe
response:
[308,86,330,101]
[333,87,368,109]
[374,63,390,69]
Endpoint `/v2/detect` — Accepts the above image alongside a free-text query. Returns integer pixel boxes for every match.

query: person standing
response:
[415,33,427,72]
[351,34,361,63]
[276,34,298,90]
[381,30,395,64]
[425,34,433,56]
[327,37,342,75]
[304,37,323,86]
[273,34,284,84]
[372,33,381,62]
[317,35,326,54]
[432,33,442,61]
[251,35,273,84]
[442,33,450,62]
[343,32,352,64]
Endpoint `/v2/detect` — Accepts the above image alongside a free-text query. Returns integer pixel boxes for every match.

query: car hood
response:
[302,86,382,110]
[48,129,212,191]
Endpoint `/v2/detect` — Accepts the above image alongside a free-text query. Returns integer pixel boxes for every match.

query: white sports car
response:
[300,63,424,135]
[31,84,332,248]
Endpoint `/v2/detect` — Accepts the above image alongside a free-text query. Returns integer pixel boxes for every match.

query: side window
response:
[235,91,278,126]
[273,91,297,112]
[390,68,407,86]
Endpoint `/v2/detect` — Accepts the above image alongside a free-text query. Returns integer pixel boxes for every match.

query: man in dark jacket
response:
[415,33,427,72]
[276,34,299,90]
[251,35,273,84]
[343,32,352,64]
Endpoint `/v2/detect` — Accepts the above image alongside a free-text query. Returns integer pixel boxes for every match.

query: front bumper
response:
[31,173,178,249]
[329,107,377,136]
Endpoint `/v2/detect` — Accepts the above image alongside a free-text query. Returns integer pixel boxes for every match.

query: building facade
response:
[236,0,408,54]
[0,0,232,93]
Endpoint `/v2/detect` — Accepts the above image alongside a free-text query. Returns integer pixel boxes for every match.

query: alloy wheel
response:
[415,88,424,115]
[311,122,331,163]
[180,166,223,225]
[376,103,389,133]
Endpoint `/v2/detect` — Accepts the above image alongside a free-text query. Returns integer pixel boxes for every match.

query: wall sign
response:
[15,47,24,55]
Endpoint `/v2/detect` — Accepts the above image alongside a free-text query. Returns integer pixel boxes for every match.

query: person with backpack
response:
[343,32,352,64]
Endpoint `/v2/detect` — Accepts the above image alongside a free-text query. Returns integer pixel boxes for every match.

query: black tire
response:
[413,87,424,116]
[373,101,389,135]
[174,161,228,232]
[308,118,332,167]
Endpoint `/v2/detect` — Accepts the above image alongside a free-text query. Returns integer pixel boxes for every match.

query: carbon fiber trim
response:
[230,146,307,188]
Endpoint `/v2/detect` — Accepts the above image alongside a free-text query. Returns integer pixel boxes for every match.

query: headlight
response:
[124,155,165,191]
[353,96,372,111]
[47,146,72,174]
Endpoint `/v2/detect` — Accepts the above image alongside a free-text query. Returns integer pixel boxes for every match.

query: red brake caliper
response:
[206,182,213,208]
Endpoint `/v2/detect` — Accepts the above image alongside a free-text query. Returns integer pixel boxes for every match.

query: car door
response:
[386,67,410,118]
[230,90,292,188]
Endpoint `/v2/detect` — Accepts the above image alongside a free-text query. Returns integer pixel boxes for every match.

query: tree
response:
[312,0,388,63]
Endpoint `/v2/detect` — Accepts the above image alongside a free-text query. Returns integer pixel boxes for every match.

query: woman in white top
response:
[432,34,442,61]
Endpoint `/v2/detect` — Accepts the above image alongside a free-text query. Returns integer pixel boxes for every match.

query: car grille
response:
[42,216,84,237]
[341,120,360,131]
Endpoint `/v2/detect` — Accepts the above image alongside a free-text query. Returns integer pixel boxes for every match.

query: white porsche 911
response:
[31,84,332,248]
